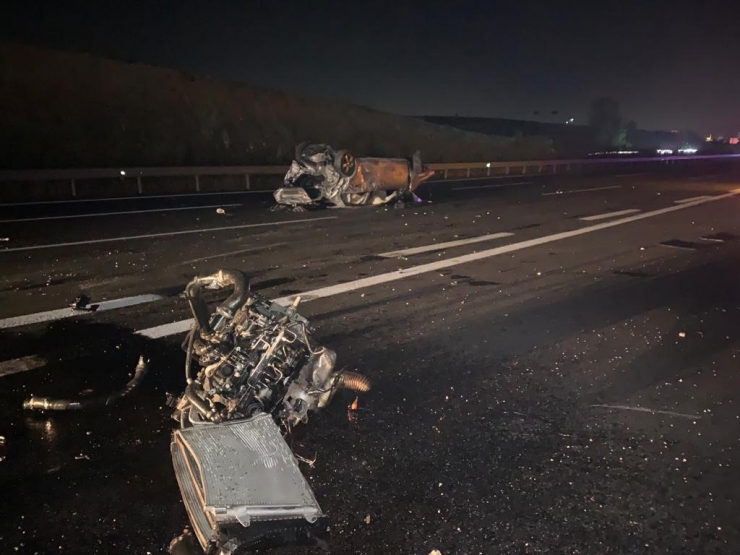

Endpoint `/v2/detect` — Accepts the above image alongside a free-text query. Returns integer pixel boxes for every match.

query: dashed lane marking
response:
[452,181,534,191]
[0,293,168,329]
[0,203,242,223]
[579,209,641,221]
[378,232,514,258]
[0,216,337,253]
[542,185,622,196]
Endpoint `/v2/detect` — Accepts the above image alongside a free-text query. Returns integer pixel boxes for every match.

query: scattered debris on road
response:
[678,331,687,338]
[22,356,148,411]
[168,269,370,553]
[0,435,5,462]
[70,294,99,312]
[216,207,226,214]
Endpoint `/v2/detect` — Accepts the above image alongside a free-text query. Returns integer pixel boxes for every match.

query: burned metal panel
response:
[347,158,412,193]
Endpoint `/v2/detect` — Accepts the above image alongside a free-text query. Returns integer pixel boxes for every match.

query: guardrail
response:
[427,153,740,179]
[1,153,739,200]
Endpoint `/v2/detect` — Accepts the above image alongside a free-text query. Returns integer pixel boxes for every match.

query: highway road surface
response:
[1,165,739,554]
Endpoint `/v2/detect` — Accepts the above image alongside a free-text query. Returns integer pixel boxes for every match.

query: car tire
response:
[333,149,357,178]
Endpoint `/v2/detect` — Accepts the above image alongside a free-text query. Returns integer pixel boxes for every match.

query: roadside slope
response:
[0,43,552,169]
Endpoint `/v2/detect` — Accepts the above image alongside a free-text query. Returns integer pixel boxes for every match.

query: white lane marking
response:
[378,233,514,258]
[542,185,622,196]
[674,196,710,204]
[658,242,697,251]
[0,293,166,329]
[437,174,537,183]
[0,216,336,253]
[0,191,271,207]
[453,181,533,191]
[579,209,641,221]
[0,354,48,378]
[177,242,288,265]
[138,319,193,339]
[134,189,740,339]
[268,190,740,306]
[0,204,242,223]
[591,404,701,420]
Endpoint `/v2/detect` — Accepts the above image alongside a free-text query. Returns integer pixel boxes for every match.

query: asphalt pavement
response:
[1,164,740,554]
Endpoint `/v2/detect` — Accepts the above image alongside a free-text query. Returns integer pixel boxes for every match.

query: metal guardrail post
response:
[195,174,201,192]
[137,176,143,194]
[70,179,76,197]
[245,174,250,190]
[444,168,448,179]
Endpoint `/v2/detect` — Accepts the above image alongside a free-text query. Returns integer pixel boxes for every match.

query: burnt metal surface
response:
[168,269,369,554]
[275,143,434,208]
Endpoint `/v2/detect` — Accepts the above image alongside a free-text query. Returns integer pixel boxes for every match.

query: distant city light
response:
[486,162,491,168]
[588,150,638,156]
[729,138,739,145]
[657,149,674,155]
[678,147,698,154]
[120,170,126,176]
[565,118,575,124]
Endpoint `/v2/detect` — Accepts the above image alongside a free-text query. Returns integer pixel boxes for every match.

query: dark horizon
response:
[3,0,739,136]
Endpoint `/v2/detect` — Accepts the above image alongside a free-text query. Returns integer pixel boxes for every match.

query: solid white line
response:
[0,354,48,378]
[0,190,272,207]
[0,204,242,223]
[674,196,710,204]
[378,233,514,258]
[542,185,622,196]
[579,209,641,221]
[453,181,533,191]
[135,187,740,339]
[0,293,166,329]
[591,404,701,420]
[0,216,336,253]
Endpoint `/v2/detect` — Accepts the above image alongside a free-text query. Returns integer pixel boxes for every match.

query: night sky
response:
[3,1,739,135]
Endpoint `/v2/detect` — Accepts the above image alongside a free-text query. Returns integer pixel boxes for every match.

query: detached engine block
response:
[169,270,369,554]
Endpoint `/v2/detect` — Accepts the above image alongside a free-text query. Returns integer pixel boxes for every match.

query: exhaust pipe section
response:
[185,269,250,336]
[23,356,149,412]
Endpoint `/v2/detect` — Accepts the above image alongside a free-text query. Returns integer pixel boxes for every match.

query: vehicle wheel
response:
[333,149,357,178]
[294,141,309,161]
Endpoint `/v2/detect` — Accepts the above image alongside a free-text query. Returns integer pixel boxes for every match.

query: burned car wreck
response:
[168,269,370,554]
[274,143,435,209]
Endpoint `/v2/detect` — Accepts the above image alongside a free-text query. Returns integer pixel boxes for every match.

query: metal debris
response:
[70,294,99,312]
[23,356,149,411]
[274,143,434,209]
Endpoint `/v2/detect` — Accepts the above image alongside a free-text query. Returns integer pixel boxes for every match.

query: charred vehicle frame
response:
[274,143,435,209]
